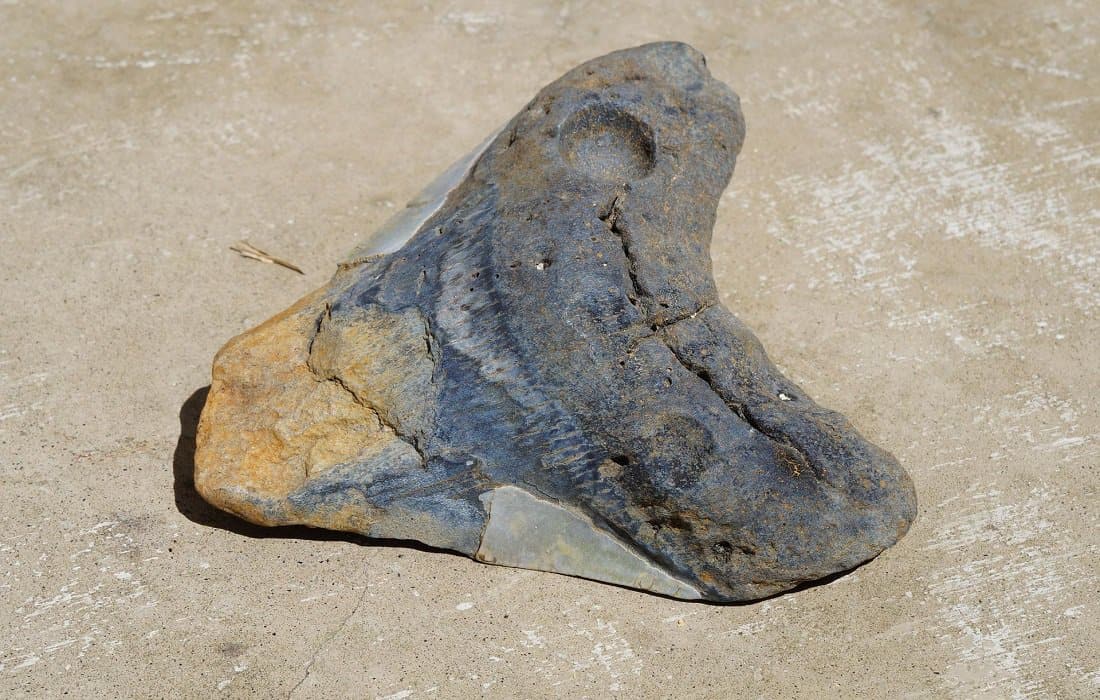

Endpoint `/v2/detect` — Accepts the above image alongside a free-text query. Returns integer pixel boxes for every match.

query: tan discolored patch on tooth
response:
[194,287,410,527]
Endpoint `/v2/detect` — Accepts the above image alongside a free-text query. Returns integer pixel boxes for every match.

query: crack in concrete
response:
[286,577,370,699]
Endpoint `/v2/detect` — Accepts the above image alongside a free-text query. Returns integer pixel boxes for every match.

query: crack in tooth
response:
[303,305,427,462]
[623,301,716,353]
[598,192,645,303]
[663,342,816,479]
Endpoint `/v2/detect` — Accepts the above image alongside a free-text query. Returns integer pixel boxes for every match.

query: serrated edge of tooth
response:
[345,123,506,261]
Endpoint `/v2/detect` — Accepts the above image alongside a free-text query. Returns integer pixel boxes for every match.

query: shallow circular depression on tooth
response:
[558,104,656,181]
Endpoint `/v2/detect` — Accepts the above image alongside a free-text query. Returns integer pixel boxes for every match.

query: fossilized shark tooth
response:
[195,42,917,602]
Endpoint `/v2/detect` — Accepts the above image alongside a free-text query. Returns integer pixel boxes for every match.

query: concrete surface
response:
[0,1,1095,697]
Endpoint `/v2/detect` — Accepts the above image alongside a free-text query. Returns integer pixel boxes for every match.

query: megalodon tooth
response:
[195,42,917,602]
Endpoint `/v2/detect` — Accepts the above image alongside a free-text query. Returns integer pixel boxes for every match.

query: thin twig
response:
[229,240,304,274]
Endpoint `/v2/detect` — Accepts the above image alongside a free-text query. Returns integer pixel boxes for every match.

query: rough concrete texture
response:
[0,1,1095,697]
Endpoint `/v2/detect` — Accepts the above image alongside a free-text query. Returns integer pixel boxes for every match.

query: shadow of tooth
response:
[192,41,916,603]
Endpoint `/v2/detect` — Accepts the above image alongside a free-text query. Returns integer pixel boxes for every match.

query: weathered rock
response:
[195,42,917,602]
